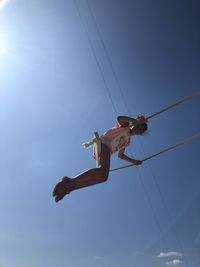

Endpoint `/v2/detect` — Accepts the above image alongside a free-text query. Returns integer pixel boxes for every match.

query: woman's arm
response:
[118,148,142,165]
[117,116,136,127]
[117,115,147,127]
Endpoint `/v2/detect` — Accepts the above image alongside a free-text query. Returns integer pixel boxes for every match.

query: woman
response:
[53,115,148,202]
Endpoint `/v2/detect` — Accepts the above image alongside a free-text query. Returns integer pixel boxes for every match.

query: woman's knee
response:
[99,167,109,182]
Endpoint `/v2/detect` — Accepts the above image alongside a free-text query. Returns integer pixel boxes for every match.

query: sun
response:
[0,32,7,57]
[0,0,9,8]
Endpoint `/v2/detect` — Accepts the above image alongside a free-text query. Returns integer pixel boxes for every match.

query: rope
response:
[147,91,200,120]
[110,132,200,172]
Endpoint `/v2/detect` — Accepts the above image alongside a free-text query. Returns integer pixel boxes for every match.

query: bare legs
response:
[53,143,111,202]
[70,143,111,191]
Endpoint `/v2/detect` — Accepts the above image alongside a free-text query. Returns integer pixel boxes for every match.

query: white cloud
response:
[165,259,182,266]
[157,252,182,258]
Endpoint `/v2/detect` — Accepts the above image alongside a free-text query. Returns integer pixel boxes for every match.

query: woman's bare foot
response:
[52,177,72,202]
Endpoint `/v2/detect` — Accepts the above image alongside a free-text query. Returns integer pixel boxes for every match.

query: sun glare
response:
[0,0,9,8]
[0,32,7,57]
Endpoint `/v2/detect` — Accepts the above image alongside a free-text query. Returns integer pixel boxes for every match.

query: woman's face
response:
[130,124,146,136]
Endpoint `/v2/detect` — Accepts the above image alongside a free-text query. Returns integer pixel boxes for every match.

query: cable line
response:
[74,0,118,115]
[85,0,132,115]
[77,1,197,265]
[84,0,174,253]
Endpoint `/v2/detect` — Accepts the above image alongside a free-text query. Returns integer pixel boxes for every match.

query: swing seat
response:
[82,132,101,168]
[93,132,101,168]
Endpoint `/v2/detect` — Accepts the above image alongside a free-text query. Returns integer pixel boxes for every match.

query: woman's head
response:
[130,122,148,135]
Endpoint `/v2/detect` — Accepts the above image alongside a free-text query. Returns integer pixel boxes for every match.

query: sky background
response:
[0,0,200,267]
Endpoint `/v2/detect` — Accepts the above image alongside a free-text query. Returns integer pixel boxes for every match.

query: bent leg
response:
[70,143,111,191]
[53,143,111,202]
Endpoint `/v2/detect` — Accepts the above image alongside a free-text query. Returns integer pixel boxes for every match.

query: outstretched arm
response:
[117,115,147,127]
[118,148,142,165]
[117,116,136,127]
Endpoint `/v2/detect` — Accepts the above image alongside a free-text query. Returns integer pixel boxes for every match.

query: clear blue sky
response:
[0,0,200,267]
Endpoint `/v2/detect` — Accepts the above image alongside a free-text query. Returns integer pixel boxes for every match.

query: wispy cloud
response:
[93,255,104,260]
[130,251,144,257]
[165,259,182,266]
[157,252,182,258]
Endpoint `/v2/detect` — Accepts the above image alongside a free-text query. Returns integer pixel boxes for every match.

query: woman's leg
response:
[53,143,111,202]
[70,143,111,191]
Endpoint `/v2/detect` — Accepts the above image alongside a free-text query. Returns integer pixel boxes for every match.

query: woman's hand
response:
[118,150,143,165]
[132,159,143,165]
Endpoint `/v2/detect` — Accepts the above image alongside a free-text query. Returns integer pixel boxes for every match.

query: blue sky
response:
[0,0,200,267]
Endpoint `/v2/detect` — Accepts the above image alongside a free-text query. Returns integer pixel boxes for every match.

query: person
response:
[53,115,148,202]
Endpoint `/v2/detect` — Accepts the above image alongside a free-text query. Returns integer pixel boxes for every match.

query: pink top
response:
[100,122,131,154]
